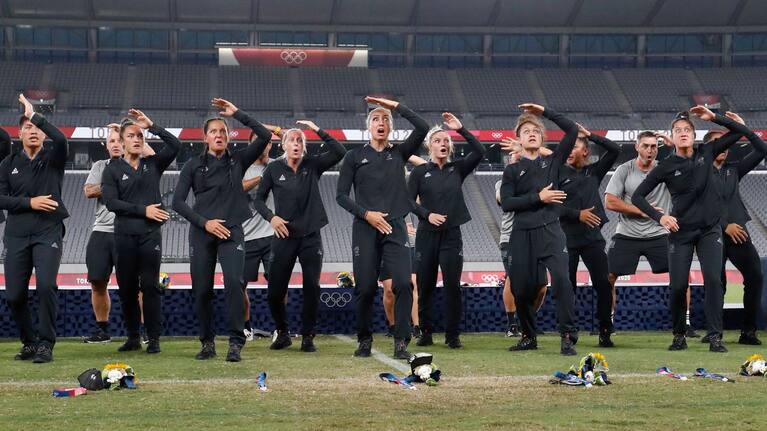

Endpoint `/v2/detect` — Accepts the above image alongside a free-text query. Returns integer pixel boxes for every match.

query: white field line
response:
[334,334,411,374]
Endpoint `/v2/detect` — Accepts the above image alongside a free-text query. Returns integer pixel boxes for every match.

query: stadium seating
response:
[2,63,767,131]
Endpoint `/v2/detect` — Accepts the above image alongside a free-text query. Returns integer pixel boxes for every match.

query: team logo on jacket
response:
[121,174,129,181]
[143,165,148,172]
[11,168,18,175]
[51,242,58,249]
[448,167,454,173]
[673,170,682,177]
[562,178,572,185]
[360,158,369,164]
[424,172,431,178]
[541,161,548,168]
[154,245,160,251]
[236,244,244,251]
[278,174,286,181]
[519,170,526,177]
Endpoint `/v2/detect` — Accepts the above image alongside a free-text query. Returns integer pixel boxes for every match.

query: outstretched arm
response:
[295,120,346,173]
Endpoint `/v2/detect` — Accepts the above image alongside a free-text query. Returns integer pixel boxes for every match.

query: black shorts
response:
[86,231,116,283]
[244,236,273,282]
[607,233,669,276]
[379,247,416,282]
[500,242,548,286]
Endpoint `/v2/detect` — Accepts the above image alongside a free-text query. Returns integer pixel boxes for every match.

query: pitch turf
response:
[1,332,766,430]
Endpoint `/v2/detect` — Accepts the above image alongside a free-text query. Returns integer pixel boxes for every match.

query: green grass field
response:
[1,332,766,430]
[725,283,745,304]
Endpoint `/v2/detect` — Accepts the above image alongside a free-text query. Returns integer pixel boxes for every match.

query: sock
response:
[506,312,516,326]
[685,311,691,326]
[97,321,109,333]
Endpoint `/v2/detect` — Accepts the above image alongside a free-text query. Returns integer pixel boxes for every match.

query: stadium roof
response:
[2,0,767,32]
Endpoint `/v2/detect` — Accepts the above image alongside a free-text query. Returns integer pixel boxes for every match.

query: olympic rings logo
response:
[280,50,308,65]
[320,291,352,308]
[481,274,500,284]
[491,132,503,140]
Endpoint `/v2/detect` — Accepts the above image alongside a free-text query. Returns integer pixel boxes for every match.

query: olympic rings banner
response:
[219,47,368,68]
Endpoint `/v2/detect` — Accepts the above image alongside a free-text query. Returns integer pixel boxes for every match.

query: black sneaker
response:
[668,334,687,351]
[354,338,372,357]
[700,333,712,343]
[506,324,521,337]
[270,330,292,350]
[412,325,423,339]
[739,330,762,345]
[32,342,53,364]
[385,325,395,338]
[393,339,411,360]
[446,336,463,349]
[685,326,700,338]
[195,341,217,360]
[117,338,142,352]
[598,329,615,348]
[226,343,242,362]
[15,343,37,361]
[416,333,433,347]
[300,335,317,353]
[709,335,728,353]
[509,336,537,351]
[560,334,577,356]
[146,338,161,354]
[83,330,112,344]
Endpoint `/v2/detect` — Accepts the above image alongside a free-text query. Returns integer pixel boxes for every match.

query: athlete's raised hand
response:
[211,98,239,117]
[576,123,591,137]
[518,103,545,116]
[442,112,463,130]
[500,137,520,154]
[296,120,320,132]
[654,132,673,146]
[690,105,715,122]
[18,94,34,119]
[725,111,745,125]
[128,109,154,129]
[365,96,399,110]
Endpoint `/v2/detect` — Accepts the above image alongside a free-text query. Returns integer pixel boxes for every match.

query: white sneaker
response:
[244,328,254,342]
